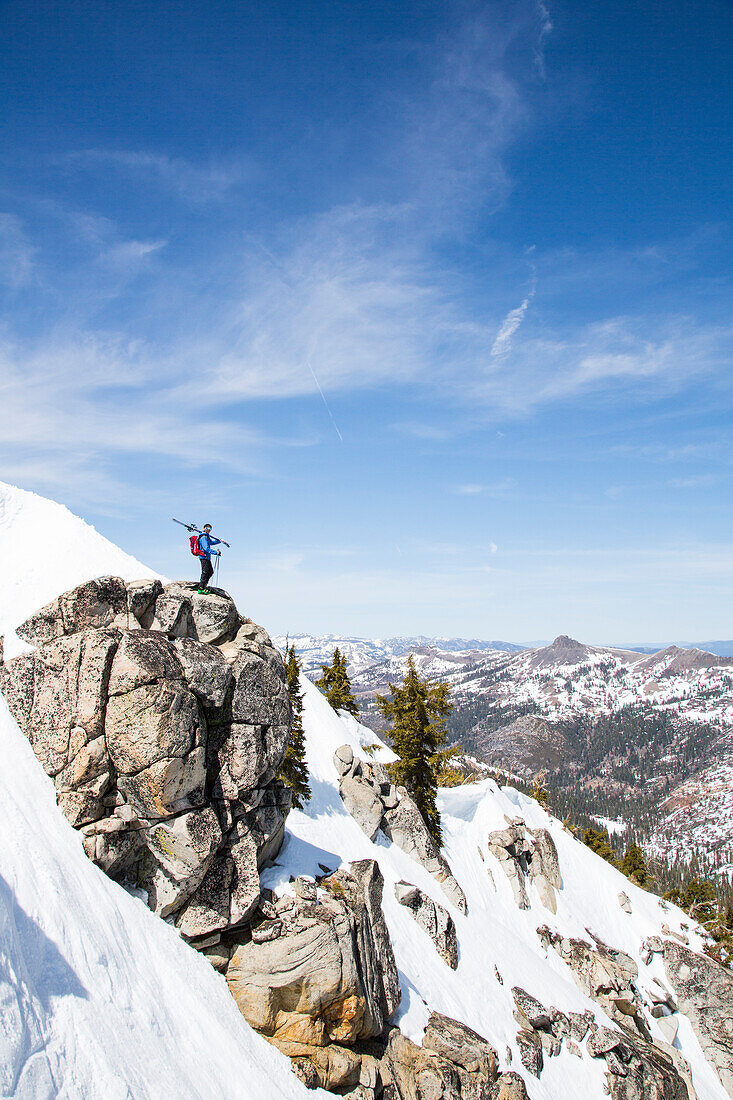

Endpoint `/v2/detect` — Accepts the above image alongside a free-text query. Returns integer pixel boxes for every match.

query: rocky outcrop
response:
[394,881,458,968]
[0,576,292,946]
[586,1025,692,1100]
[226,860,400,1089]
[487,818,561,914]
[378,1012,499,1099]
[490,1073,531,1099]
[536,926,650,1038]
[663,940,733,1094]
[334,745,467,913]
[511,987,583,1076]
[510,984,691,1098]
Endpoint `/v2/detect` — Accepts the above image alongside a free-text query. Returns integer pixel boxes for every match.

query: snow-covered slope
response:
[0,695,325,1099]
[1,481,729,1099]
[0,481,165,660]
[269,681,729,1100]
[0,482,318,1099]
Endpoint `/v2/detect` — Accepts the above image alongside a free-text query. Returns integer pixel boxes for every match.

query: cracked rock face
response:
[487,819,561,914]
[0,576,292,945]
[536,926,650,1038]
[334,745,467,914]
[395,881,458,968]
[227,859,401,1088]
[586,1024,691,1100]
[379,1013,499,1100]
[663,939,733,1094]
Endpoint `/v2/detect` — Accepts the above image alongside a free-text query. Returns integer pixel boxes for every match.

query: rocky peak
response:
[0,575,292,947]
[527,635,591,670]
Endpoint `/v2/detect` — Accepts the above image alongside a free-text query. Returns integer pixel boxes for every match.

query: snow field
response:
[261,677,729,1100]
[0,481,164,660]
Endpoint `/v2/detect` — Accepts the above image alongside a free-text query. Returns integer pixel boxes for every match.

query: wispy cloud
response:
[63,149,246,203]
[453,479,516,497]
[391,422,452,441]
[533,1,553,76]
[490,285,535,358]
[0,214,36,288]
[479,315,730,412]
[669,474,716,489]
[100,239,167,268]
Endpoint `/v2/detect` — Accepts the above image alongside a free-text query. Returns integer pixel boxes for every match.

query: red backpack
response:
[190,534,202,557]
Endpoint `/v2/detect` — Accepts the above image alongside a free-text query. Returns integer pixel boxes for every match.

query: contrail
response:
[307,360,343,443]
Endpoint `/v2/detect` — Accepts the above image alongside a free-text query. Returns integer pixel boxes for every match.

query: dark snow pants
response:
[199,557,214,588]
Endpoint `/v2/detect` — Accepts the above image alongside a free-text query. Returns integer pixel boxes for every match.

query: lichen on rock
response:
[0,576,292,945]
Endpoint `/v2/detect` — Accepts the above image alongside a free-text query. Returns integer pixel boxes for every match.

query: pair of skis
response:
[171,518,231,548]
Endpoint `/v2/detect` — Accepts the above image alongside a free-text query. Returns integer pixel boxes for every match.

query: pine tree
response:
[621,842,650,887]
[582,827,619,867]
[315,647,359,717]
[532,774,549,807]
[376,655,452,846]
[679,878,717,923]
[278,645,311,809]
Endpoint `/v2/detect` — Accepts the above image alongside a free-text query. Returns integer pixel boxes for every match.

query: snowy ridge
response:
[284,631,733,729]
[271,681,729,1100]
[0,481,164,660]
[274,633,521,678]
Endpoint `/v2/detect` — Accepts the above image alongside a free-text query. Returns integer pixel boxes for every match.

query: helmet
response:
[203,523,212,531]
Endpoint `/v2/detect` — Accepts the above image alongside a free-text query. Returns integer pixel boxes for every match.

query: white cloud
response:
[490,292,533,358]
[669,474,716,489]
[64,150,245,203]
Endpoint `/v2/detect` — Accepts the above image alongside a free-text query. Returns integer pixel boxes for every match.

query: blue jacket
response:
[198,532,221,560]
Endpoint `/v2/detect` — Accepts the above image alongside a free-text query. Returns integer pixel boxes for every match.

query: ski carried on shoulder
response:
[171,518,230,547]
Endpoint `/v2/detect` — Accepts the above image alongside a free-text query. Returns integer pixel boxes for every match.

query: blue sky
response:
[1,0,731,642]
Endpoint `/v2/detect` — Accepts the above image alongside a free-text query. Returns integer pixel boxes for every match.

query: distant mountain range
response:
[280,630,733,887]
[276,632,733,666]
[273,632,523,678]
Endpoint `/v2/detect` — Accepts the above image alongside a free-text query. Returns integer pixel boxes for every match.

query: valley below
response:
[282,632,733,892]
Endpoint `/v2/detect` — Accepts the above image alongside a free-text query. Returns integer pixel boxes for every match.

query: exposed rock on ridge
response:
[334,743,467,913]
[0,576,292,944]
[488,818,561,914]
[663,939,733,1095]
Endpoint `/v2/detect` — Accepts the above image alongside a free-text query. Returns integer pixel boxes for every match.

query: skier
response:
[196,524,222,594]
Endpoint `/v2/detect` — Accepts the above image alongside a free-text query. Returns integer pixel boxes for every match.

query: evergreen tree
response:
[376,656,452,846]
[679,878,717,923]
[532,774,549,807]
[582,827,619,867]
[315,647,359,717]
[278,645,311,809]
[621,842,650,887]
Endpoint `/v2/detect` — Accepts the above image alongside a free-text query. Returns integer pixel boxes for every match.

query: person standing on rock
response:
[196,524,222,594]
